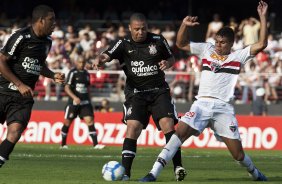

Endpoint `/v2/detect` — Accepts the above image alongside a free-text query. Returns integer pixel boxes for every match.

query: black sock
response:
[88,125,98,146]
[61,125,69,146]
[0,139,16,166]
[122,138,137,177]
[165,131,182,170]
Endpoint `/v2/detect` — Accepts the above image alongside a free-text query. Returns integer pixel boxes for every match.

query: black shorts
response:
[0,94,34,128]
[122,89,178,130]
[64,103,94,120]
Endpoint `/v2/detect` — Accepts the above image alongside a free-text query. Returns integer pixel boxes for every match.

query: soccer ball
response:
[102,161,125,181]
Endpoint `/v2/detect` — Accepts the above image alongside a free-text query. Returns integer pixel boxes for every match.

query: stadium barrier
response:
[0,111,281,150]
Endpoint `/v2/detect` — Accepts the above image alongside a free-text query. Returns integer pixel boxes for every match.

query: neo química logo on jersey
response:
[131,61,158,76]
[22,57,42,75]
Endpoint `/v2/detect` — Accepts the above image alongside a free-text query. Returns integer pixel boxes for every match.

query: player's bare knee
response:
[7,130,22,143]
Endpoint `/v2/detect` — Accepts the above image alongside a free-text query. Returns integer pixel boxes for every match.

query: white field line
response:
[12,153,212,159]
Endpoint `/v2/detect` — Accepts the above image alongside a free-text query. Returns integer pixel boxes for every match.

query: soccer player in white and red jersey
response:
[140,0,268,182]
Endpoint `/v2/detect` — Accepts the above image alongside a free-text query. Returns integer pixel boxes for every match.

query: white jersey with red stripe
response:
[190,42,252,102]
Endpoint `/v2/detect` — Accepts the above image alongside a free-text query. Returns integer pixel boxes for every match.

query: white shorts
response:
[180,98,241,141]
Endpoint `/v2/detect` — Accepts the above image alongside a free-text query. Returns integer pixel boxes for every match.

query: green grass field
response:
[0,144,281,184]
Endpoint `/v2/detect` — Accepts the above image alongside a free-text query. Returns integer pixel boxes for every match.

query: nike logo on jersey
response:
[28,45,36,49]
[128,50,135,53]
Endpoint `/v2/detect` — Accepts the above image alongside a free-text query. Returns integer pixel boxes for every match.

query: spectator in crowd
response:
[162,24,176,48]
[206,13,223,42]
[239,17,260,46]
[264,65,280,103]
[78,24,97,41]
[250,87,267,116]
[95,98,114,112]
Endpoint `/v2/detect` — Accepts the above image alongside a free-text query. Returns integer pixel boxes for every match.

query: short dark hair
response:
[32,5,54,23]
[216,27,235,43]
[129,13,147,23]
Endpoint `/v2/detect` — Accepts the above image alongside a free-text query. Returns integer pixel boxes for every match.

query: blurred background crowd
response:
[0,0,282,106]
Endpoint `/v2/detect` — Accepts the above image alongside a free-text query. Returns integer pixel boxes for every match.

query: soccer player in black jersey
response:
[0,5,64,167]
[60,56,104,149]
[93,13,186,181]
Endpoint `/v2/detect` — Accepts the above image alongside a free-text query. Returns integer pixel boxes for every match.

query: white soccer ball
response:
[102,161,125,181]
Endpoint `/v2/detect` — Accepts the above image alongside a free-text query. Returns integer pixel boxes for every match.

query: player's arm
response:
[176,16,200,52]
[93,39,124,70]
[0,53,23,88]
[159,57,175,71]
[64,70,80,104]
[41,62,65,84]
[250,1,268,55]
[159,35,175,70]
[92,53,111,70]
[64,84,80,105]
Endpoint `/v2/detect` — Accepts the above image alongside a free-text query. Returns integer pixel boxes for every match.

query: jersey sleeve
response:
[103,39,124,60]
[234,45,252,65]
[86,71,90,86]
[159,35,173,59]
[0,31,24,57]
[190,42,212,57]
[66,69,75,85]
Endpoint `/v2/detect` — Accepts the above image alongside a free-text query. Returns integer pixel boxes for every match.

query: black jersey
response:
[104,32,173,92]
[0,26,52,97]
[66,68,91,102]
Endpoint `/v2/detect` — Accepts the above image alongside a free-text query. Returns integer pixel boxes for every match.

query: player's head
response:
[74,55,86,70]
[129,13,148,42]
[215,27,234,55]
[32,5,56,36]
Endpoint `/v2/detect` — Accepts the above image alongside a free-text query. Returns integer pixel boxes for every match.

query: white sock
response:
[150,134,182,178]
[237,154,258,179]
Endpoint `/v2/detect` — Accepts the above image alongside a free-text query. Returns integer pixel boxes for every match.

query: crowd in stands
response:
[0,12,282,105]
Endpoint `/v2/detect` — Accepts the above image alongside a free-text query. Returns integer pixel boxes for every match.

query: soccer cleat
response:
[121,175,130,181]
[60,145,69,149]
[93,144,105,149]
[139,173,156,182]
[175,166,187,181]
[248,167,267,181]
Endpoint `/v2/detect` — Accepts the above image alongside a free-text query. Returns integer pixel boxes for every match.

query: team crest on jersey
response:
[211,62,222,72]
[148,44,157,55]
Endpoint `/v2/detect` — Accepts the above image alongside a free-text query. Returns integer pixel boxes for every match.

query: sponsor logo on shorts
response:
[229,125,237,132]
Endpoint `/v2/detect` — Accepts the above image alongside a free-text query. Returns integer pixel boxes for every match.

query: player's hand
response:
[182,16,200,27]
[159,60,170,71]
[73,97,81,105]
[17,83,34,97]
[92,54,107,70]
[54,73,65,84]
[257,1,268,16]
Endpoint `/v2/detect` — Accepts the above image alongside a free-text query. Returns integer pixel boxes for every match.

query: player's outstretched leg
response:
[140,134,183,182]
[164,131,187,181]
